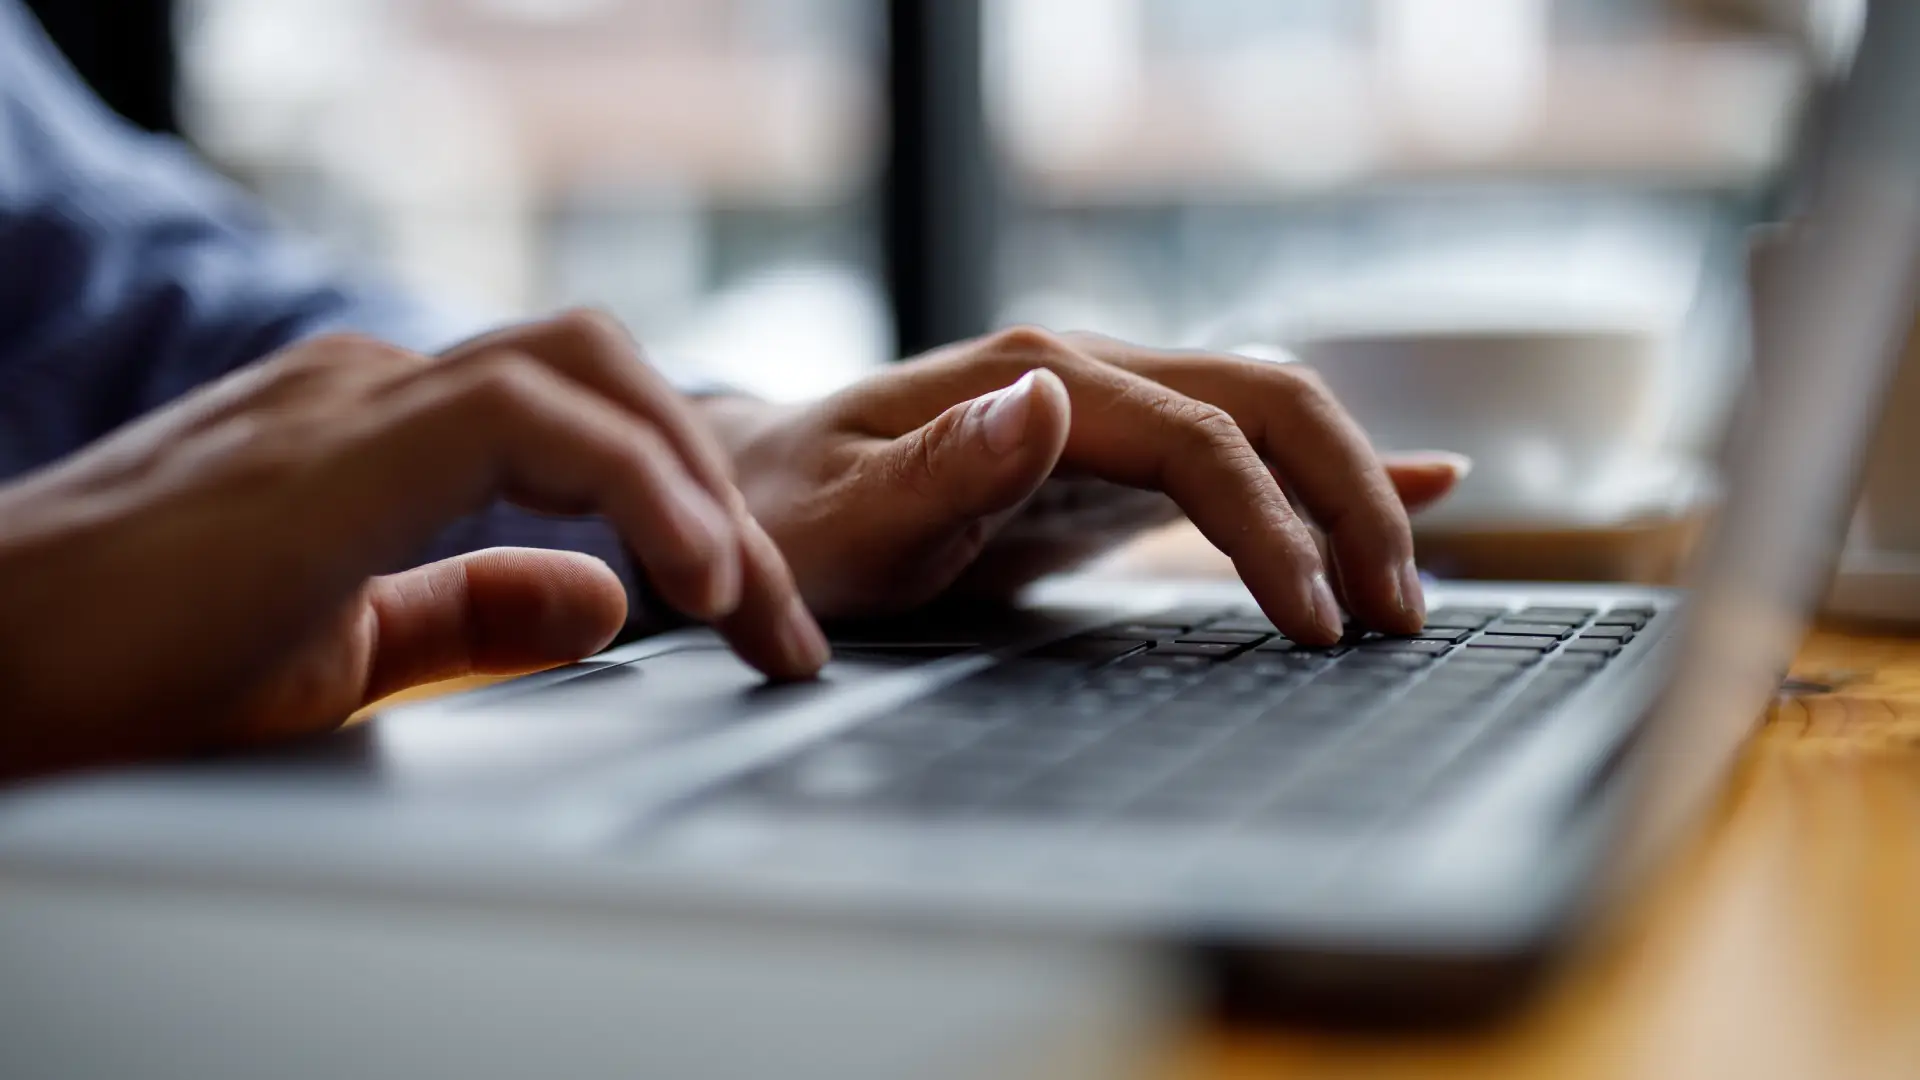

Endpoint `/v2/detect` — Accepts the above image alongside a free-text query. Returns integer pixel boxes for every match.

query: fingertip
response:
[775,594,831,678]
[1386,451,1472,512]
[1028,367,1071,432]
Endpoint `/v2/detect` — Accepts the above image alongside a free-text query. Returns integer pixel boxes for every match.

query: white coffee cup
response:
[1237,314,1675,527]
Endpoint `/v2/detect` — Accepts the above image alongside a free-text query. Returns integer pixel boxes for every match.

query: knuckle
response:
[1170,398,1245,451]
[290,333,414,376]
[548,306,632,351]
[983,324,1072,365]
[456,352,544,415]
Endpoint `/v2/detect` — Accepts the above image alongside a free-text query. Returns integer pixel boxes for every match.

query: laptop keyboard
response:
[693,603,1657,831]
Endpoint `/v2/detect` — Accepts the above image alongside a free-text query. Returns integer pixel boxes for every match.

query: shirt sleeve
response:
[0,0,653,617]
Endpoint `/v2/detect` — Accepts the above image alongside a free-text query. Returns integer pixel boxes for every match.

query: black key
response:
[1113,651,1212,672]
[1026,637,1149,664]
[1147,606,1233,631]
[1410,627,1473,643]
[1175,631,1269,646]
[1519,606,1598,622]
[1208,617,1278,635]
[1606,604,1657,617]
[1471,634,1561,651]
[1563,638,1622,655]
[1484,620,1577,638]
[1152,640,1247,660]
[1340,655,1437,675]
[1429,606,1508,620]
[1580,625,1636,641]
[1355,638,1454,655]
[1085,623,1185,641]
[1459,645,1547,663]
[1422,607,1506,630]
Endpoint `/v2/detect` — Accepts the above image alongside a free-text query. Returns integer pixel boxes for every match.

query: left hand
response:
[703,328,1468,644]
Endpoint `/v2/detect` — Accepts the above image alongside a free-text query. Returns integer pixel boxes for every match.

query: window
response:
[180,0,886,400]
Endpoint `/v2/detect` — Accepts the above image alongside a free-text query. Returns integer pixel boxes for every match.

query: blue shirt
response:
[0,0,645,606]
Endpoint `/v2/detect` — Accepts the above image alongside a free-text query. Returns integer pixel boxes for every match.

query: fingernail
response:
[1308,572,1344,642]
[1409,451,1474,480]
[779,595,831,673]
[1396,558,1426,624]
[978,370,1038,454]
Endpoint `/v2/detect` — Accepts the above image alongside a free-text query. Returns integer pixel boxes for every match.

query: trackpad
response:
[348,646,944,791]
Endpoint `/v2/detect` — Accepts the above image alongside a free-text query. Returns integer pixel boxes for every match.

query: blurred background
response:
[27,0,1864,557]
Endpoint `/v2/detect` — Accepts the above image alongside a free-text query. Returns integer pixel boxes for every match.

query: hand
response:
[705,327,1468,643]
[0,310,827,778]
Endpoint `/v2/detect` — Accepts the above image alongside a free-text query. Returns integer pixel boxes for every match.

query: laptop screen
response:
[1624,0,1920,873]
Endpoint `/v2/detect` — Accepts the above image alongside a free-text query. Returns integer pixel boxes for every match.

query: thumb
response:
[869,368,1071,549]
[361,547,628,703]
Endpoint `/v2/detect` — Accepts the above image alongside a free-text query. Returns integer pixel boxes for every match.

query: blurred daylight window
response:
[179,0,887,401]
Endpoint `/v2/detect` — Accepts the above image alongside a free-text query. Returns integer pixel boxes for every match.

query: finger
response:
[854,368,1072,596]
[713,513,832,680]
[377,354,746,623]
[361,548,628,702]
[1062,335,1422,634]
[1385,451,1472,514]
[440,309,741,504]
[852,329,1341,643]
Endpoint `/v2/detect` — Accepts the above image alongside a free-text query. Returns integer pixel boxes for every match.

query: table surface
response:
[367,552,1920,1080]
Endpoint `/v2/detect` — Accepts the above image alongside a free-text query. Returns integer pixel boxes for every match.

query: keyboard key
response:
[1579,625,1636,641]
[1430,606,1508,620]
[1026,637,1149,664]
[1563,638,1623,655]
[1606,604,1657,617]
[1208,617,1278,635]
[1470,634,1562,651]
[1459,645,1547,663]
[1085,623,1185,641]
[1174,631,1270,646]
[1423,607,1507,630]
[1339,654,1437,674]
[1153,640,1247,660]
[1355,638,1454,655]
[1484,620,1577,638]
[1410,627,1473,643]
[1113,652,1212,673]
[1519,606,1598,622]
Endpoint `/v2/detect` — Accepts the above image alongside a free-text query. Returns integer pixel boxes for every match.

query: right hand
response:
[0,310,827,778]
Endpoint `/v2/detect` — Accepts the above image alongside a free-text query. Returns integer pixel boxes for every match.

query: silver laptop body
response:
[2,0,1916,1023]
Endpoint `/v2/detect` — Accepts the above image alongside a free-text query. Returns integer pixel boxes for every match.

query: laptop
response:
[2,2,1916,1026]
